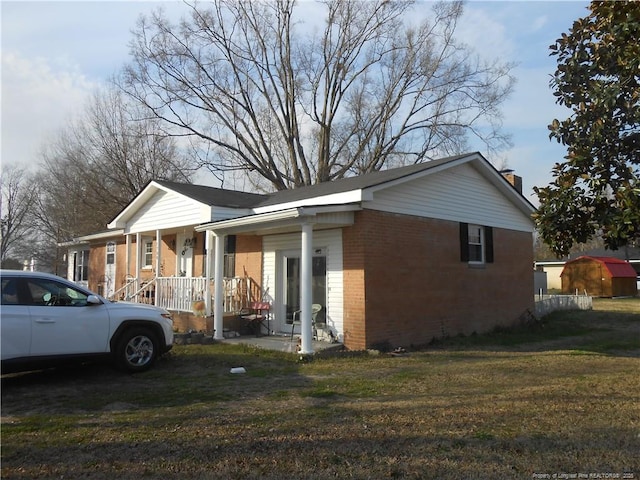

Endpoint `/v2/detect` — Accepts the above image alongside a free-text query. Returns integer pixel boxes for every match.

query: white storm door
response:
[105,242,116,298]
[177,233,194,277]
[283,253,301,326]
[282,250,327,333]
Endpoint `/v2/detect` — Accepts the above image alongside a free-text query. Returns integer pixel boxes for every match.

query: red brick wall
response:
[343,210,534,351]
[88,239,136,293]
[342,221,367,349]
[88,242,106,293]
[88,235,182,293]
[161,235,177,277]
[236,235,262,279]
[171,311,214,333]
[192,232,206,277]
[235,235,263,301]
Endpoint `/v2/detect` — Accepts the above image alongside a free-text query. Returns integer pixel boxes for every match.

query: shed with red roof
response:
[561,256,638,297]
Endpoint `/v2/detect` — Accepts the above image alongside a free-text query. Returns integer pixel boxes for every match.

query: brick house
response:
[62,152,536,352]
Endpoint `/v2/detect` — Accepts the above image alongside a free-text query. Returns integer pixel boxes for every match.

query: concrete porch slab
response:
[220,333,343,354]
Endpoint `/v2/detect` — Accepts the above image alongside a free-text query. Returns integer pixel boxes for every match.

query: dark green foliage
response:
[535,1,640,256]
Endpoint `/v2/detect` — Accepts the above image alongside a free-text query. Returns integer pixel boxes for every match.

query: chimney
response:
[500,169,522,194]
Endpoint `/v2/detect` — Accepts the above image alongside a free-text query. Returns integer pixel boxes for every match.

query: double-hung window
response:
[460,223,493,265]
[223,235,236,278]
[73,250,89,282]
[143,239,153,268]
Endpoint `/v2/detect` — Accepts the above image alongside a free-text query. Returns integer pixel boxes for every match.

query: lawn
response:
[2,298,639,479]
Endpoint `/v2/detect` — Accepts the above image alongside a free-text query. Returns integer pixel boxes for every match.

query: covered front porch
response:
[196,205,357,355]
[107,199,355,353]
[93,179,354,352]
[110,275,258,316]
[109,275,266,335]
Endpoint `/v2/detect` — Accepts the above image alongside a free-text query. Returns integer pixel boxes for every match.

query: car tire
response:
[115,327,158,373]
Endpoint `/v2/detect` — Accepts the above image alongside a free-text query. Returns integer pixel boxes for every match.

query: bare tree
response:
[122,0,515,191]
[37,84,199,239]
[0,164,39,267]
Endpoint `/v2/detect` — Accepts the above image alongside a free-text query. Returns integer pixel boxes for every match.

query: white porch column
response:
[155,229,162,306]
[135,232,141,289]
[155,230,162,277]
[205,231,213,317]
[213,233,225,340]
[299,223,314,354]
[125,234,131,277]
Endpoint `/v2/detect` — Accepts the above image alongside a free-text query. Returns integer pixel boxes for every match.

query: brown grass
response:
[1,298,639,479]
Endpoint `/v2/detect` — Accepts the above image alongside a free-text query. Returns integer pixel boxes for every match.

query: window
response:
[106,242,115,266]
[143,239,153,268]
[73,250,89,282]
[1,278,21,305]
[460,223,493,264]
[468,225,484,262]
[26,278,90,307]
[224,235,236,278]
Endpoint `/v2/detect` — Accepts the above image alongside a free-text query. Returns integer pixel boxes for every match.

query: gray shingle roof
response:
[256,153,473,207]
[156,152,498,210]
[155,180,267,208]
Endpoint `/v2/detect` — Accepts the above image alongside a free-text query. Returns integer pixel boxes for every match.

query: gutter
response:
[195,204,360,234]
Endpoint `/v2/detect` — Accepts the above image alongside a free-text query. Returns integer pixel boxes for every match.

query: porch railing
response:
[110,276,259,314]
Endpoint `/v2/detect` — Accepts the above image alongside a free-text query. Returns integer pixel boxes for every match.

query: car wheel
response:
[115,327,158,373]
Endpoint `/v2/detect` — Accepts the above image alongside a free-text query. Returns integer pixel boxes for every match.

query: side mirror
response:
[87,295,103,305]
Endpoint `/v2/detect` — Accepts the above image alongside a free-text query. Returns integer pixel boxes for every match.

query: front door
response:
[104,242,116,298]
[177,233,194,277]
[282,249,327,334]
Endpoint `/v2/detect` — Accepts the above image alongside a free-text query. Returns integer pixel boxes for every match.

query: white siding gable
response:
[366,163,534,232]
[127,190,212,233]
[213,206,253,222]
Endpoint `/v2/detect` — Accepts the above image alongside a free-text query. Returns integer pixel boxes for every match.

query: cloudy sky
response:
[1,0,591,204]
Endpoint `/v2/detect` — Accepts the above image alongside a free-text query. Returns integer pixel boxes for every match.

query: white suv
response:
[1,270,174,374]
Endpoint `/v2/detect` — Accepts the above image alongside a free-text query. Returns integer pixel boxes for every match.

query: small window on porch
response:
[143,239,153,268]
[224,235,236,277]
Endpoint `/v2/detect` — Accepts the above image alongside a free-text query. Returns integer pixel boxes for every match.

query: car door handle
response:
[35,318,56,324]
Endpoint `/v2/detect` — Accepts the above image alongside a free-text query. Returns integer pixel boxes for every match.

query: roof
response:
[562,256,637,278]
[568,246,640,262]
[154,180,266,208]
[256,154,471,207]
[108,151,536,232]
[107,179,267,229]
[253,152,536,218]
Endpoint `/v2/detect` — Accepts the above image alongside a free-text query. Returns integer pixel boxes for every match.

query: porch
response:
[219,333,343,354]
[108,275,334,341]
[110,275,261,318]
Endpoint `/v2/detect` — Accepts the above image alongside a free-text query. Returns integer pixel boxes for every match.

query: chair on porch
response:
[290,304,323,340]
[239,302,271,336]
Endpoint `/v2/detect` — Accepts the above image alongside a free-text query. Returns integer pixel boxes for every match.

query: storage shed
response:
[561,256,638,297]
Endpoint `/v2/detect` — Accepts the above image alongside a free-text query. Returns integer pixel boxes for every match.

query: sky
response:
[1,0,592,205]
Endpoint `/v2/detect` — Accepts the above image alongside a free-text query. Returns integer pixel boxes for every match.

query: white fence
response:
[534,294,593,318]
